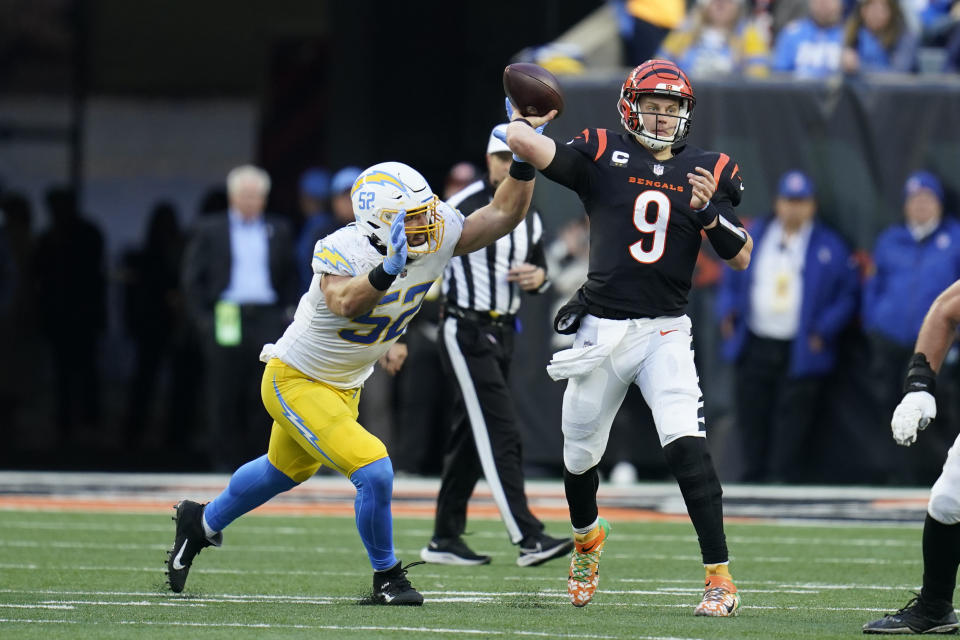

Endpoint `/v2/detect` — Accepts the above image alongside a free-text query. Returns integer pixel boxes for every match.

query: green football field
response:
[0,508,928,639]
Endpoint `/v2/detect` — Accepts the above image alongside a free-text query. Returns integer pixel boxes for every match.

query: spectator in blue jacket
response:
[772,0,846,76]
[863,170,960,484]
[841,0,919,73]
[716,170,859,482]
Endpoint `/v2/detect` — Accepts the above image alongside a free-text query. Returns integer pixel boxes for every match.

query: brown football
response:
[503,63,564,118]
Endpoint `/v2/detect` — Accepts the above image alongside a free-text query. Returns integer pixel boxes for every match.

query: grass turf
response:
[0,508,927,639]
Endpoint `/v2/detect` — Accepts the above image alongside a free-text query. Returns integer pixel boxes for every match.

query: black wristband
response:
[509,160,535,181]
[512,118,534,128]
[368,263,398,291]
[904,352,936,395]
[704,215,747,260]
[695,202,718,227]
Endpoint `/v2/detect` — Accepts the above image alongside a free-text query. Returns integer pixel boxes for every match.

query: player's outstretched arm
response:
[322,210,408,317]
[890,279,960,446]
[454,108,556,257]
[506,111,558,170]
[915,279,960,373]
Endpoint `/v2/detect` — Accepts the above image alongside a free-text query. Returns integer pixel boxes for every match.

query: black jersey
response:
[542,127,745,318]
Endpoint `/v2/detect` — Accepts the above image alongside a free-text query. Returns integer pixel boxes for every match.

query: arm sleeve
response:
[540,129,602,201]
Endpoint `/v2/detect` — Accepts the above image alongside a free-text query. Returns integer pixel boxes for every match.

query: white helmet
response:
[350,161,444,256]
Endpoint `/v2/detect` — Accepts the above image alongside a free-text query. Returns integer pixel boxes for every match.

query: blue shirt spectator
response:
[221,209,277,305]
[772,0,846,76]
[842,0,919,73]
[863,171,960,346]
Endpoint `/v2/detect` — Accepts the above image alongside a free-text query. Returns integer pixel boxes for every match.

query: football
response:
[503,63,564,118]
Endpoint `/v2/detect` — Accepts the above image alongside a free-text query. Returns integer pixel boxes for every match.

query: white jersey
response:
[261,202,464,388]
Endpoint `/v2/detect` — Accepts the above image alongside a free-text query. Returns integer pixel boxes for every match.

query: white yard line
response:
[0,587,927,614]
[0,616,695,639]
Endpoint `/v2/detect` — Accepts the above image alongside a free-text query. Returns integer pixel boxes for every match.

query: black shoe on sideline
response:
[420,537,492,566]
[863,595,959,634]
[517,533,575,567]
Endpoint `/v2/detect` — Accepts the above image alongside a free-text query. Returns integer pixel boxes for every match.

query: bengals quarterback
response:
[504,59,752,614]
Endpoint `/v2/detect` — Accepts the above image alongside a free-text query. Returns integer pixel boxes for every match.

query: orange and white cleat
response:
[694,574,741,617]
[567,518,610,607]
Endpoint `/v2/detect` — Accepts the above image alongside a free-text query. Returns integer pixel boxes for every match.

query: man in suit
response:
[182,165,298,470]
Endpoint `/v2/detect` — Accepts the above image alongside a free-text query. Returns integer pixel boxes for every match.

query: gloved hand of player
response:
[496,99,551,163]
[891,391,937,446]
[500,98,549,134]
[382,209,408,276]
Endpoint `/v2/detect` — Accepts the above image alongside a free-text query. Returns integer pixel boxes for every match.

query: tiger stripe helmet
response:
[617,60,696,151]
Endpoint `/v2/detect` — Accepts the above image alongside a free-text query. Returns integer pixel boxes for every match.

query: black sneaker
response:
[420,537,491,566]
[372,560,424,605]
[517,533,575,567]
[166,500,221,593]
[863,595,959,634]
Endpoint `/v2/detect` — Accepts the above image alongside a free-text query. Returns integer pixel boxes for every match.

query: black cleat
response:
[420,537,492,566]
[165,500,221,593]
[517,533,575,567]
[372,560,424,605]
[863,595,959,634]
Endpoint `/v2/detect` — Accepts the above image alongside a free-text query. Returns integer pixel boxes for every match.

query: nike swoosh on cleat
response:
[580,541,599,553]
[659,329,678,336]
[171,540,189,570]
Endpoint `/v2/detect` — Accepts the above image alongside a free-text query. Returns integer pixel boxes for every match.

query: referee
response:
[420,124,573,567]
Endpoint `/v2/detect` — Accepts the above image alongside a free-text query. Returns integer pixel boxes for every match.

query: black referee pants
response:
[432,316,544,544]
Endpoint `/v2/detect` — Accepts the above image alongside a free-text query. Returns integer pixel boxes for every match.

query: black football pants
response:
[432,317,544,544]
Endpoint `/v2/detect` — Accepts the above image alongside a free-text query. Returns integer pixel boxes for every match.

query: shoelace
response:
[893,594,922,617]
[570,547,601,582]
[701,585,730,605]
[390,561,425,591]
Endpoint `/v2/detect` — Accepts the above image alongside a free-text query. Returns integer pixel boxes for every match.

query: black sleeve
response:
[540,136,596,201]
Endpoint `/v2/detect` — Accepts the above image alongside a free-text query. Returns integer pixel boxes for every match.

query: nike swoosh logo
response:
[171,540,189,570]
[660,329,678,336]
[580,541,599,553]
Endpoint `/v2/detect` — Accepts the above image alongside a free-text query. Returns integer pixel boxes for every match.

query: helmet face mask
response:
[618,60,696,152]
[350,162,445,256]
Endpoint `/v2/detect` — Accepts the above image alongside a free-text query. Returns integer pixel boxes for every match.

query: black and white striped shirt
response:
[443,178,549,315]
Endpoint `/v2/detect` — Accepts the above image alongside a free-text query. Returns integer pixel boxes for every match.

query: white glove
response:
[891,391,937,446]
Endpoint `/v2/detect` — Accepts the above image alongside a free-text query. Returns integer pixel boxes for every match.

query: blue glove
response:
[497,99,548,162]
[382,209,408,275]
[504,98,548,134]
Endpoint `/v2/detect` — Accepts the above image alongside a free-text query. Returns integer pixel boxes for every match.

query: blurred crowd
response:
[0,159,956,486]
[532,0,960,75]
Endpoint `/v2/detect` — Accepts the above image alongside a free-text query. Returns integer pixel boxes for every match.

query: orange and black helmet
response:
[617,60,696,150]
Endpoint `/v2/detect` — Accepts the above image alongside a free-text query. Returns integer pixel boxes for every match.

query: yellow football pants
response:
[261,358,388,483]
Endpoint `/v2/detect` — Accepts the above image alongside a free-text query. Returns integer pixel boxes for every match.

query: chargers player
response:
[165,107,555,605]
[504,59,752,613]
[864,280,960,634]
